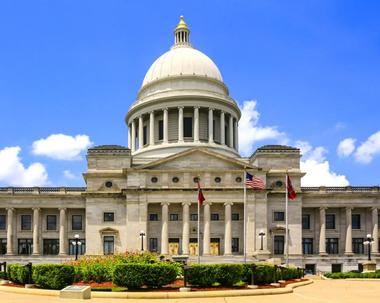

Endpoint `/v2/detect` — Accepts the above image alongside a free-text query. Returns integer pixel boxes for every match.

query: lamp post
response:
[140,230,146,251]
[363,234,375,261]
[72,234,82,261]
[259,230,266,250]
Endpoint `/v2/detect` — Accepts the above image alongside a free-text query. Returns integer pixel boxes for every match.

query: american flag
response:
[245,172,265,189]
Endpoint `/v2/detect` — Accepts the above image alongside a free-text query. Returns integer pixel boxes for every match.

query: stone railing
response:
[302,186,380,193]
[0,187,87,194]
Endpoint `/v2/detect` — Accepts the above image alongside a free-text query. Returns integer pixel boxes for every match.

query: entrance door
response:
[168,238,179,255]
[189,238,198,256]
[331,264,342,273]
[305,264,316,275]
[210,238,220,256]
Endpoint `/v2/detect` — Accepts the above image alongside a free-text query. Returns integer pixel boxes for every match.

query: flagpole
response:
[243,169,247,263]
[285,173,289,266]
[197,177,201,264]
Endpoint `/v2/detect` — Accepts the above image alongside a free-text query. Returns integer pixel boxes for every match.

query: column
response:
[208,108,214,143]
[6,208,14,255]
[319,207,327,255]
[229,115,234,148]
[220,111,225,145]
[234,120,238,151]
[182,202,191,255]
[59,208,67,255]
[224,202,232,255]
[32,208,40,255]
[138,116,143,149]
[372,207,379,254]
[131,120,136,152]
[161,202,169,254]
[178,107,184,143]
[149,111,155,146]
[203,202,211,255]
[194,107,199,143]
[163,108,168,144]
[128,124,132,149]
[345,207,353,255]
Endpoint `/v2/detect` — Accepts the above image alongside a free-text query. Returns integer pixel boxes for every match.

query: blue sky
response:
[0,0,379,187]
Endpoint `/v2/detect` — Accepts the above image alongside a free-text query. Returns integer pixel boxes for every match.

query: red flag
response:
[287,175,297,200]
[197,180,205,206]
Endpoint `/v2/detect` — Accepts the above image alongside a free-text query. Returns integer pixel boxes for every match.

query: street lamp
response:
[140,230,146,251]
[259,230,266,250]
[72,234,82,261]
[363,233,375,261]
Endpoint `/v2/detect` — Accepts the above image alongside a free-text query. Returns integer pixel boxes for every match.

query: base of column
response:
[223,253,232,256]
[344,252,354,257]
[319,252,328,257]
[59,253,69,257]
[6,253,15,256]
[32,253,41,256]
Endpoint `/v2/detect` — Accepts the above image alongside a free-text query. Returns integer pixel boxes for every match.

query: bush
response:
[80,263,113,283]
[186,264,218,287]
[0,271,7,280]
[32,264,75,290]
[324,270,380,279]
[7,264,30,284]
[215,264,243,287]
[253,264,277,284]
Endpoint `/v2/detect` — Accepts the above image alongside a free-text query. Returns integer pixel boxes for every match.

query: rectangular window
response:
[352,238,364,254]
[302,214,310,230]
[232,238,239,253]
[184,117,193,137]
[326,238,339,254]
[46,215,57,230]
[104,212,114,222]
[273,211,285,222]
[18,239,33,255]
[149,238,158,252]
[213,119,216,140]
[69,239,86,255]
[0,239,6,255]
[21,215,32,230]
[326,214,335,229]
[190,213,198,221]
[143,125,147,145]
[43,239,59,255]
[170,214,179,221]
[72,215,83,230]
[158,120,163,140]
[103,236,114,255]
[232,213,240,221]
[149,214,159,221]
[211,213,219,221]
[302,238,313,254]
[352,214,361,229]
[274,235,285,254]
[0,215,5,230]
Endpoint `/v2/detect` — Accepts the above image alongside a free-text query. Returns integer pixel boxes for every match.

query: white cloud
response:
[63,170,77,180]
[32,134,93,160]
[238,100,288,156]
[354,131,380,163]
[0,146,48,186]
[337,138,356,158]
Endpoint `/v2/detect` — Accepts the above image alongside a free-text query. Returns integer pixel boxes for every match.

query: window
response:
[104,212,114,222]
[232,238,239,253]
[69,239,86,255]
[0,215,5,230]
[103,236,114,255]
[211,213,219,221]
[184,117,193,137]
[302,238,313,254]
[302,214,310,230]
[326,238,339,254]
[352,214,361,229]
[21,215,32,230]
[170,214,179,221]
[149,214,159,221]
[213,120,216,140]
[18,239,32,255]
[46,215,57,230]
[353,238,364,254]
[225,125,228,145]
[232,213,240,221]
[72,215,83,230]
[149,238,158,252]
[326,214,335,229]
[273,212,285,222]
[43,239,59,255]
[158,120,163,140]
[143,126,147,145]
[274,235,284,254]
[0,239,6,255]
[190,213,198,221]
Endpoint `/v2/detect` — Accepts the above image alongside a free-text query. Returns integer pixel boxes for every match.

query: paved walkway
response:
[0,279,380,302]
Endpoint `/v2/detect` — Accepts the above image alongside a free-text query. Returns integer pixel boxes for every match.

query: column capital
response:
[178,106,184,109]
[209,107,214,111]
[59,207,67,212]
[163,107,168,112]
[194,106,200,109]
[182,202,192,206]
[203,201,212,206]
[32,207,40,211]
[319,207,327,211]
[223,202,233,206]
[371,206,378,211]
[6,207,14,212]
[345,206,353,211]
[161,202,170,206]
[149,110,155,114]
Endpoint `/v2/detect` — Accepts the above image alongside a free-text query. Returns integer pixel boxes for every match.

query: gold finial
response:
[175,15,189,30]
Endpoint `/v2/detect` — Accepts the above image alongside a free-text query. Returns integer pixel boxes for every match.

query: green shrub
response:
[186,264,218,287]
[324,271,380,279]
[0,271,7,280]
[254,264,277,284]
[143,263,178,287]
[7,264,30,284]
[80,263,113,283]
[215,264,243,287]
[32,264,75,290]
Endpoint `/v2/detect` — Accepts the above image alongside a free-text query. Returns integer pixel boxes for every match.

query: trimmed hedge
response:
[113,263,178,289]
[7,264,30,284]
[32,264,75,290]
[0,271,7,280]
[325,270,380,279]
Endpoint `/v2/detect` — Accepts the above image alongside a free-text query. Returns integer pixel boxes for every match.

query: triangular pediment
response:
[137,148,254,170]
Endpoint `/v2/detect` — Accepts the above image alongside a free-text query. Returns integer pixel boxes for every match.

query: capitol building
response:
[0,17,379,273]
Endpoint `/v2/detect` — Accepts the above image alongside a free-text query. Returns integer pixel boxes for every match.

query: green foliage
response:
[215,264,244,287]
[80,263,113,283]
[0,271,7,280]
[32,264,75,290]
[325,270,380,279]
[7,264,30,284]
[186,264,218,287]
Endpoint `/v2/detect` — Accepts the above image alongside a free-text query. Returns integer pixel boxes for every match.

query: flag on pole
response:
[197,179,205,205]
[245,172,265,189]
[287,175,297,200]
